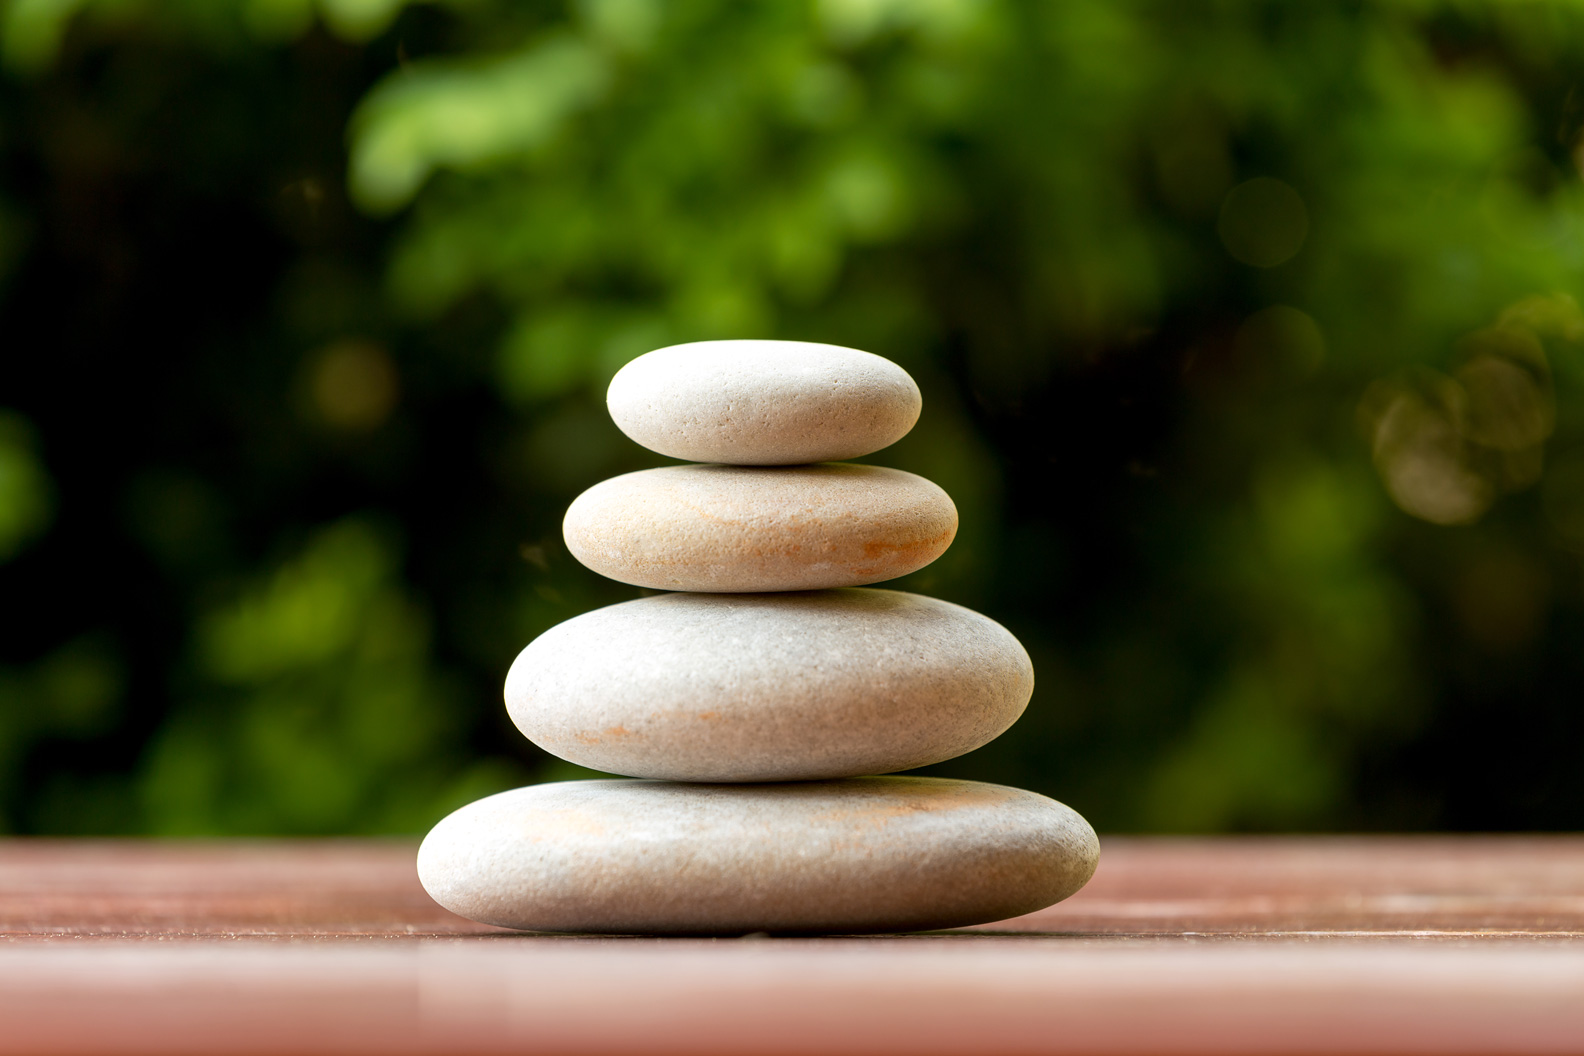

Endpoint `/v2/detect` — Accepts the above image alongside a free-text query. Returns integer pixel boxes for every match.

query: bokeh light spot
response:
[577,0,661,53]
[1498,293,1584,341]
[307,339,399,432]
[1218,177,1308,268]
[786,60,863,128]
[1233,305,1326,381]
[1453,326,1553,453]
[319,0,405,42]
[1363,372,1492,526]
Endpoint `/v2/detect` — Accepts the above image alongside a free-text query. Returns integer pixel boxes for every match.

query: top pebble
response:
[607,340,921,465]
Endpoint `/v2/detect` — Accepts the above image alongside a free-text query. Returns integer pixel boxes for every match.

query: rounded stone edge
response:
[501,588,1034,782]
[415,778,1101,936]
[605,340,923,465]
[559,464,959,592]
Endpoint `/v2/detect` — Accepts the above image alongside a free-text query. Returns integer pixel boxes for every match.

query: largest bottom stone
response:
[418,776,1099,935]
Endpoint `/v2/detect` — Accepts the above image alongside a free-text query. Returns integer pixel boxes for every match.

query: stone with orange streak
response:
[506,588,1033,782]
[418,777,1099,935]
[562,463,957,592]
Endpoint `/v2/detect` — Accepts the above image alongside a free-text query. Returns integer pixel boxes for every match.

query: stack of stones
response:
[418,340,1099,934]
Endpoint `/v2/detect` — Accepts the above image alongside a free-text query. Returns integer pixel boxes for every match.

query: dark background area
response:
[2,0,1583,835]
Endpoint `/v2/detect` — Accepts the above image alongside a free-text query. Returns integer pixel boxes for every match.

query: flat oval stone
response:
[607,340,922,465]
[506,589,1033,782]
[563,463,956,592]
[418,777,1099,934]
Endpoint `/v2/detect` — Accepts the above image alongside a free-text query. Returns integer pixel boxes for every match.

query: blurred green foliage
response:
[0,411,52,560]
[3,0,1584,834]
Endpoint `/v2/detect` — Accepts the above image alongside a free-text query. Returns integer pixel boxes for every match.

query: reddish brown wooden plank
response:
[1033,836,1584,936]
[2,837,1583,1055]
[7,836,1583,939]
[0,839,485,939]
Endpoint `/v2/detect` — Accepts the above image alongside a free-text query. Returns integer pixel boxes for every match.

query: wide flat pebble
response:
[507,589,1032,781]
[607,340,922,465]
[563,463,956,592]
[418,777,1099,935]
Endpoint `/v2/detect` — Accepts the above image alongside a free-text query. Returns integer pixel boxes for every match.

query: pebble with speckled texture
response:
[607,340,921,465]
[506,588,1033,782]
[562,462,957,592]
[418,777,1099,935]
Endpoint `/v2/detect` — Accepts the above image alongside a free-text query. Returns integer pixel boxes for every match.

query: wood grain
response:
[2,837,1583,1054]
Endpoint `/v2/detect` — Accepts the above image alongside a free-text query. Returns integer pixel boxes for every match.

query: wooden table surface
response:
[3,836,1583,1055]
